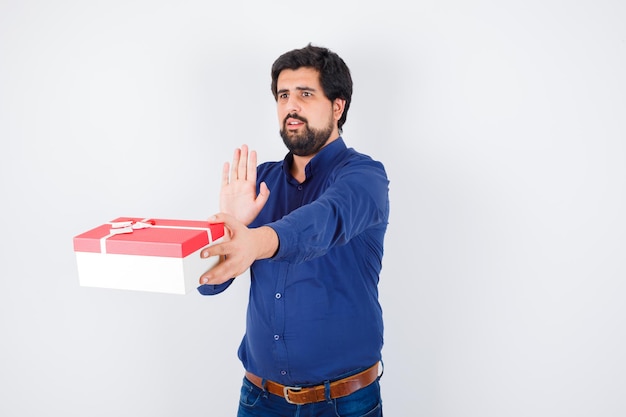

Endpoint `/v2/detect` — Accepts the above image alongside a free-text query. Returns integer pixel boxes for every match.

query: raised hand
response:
[219,144,270,226]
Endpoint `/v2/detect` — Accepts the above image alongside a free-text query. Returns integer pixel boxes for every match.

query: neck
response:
[290,155,312,183]
[289,135,340,183]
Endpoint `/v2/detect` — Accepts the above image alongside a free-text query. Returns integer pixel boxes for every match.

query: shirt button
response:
[275,293,282,299]
[297,185,303,191]
[281,370,287,376]
[274,334,280,340]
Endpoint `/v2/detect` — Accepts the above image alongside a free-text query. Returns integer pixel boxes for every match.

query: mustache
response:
[284,113,308,124]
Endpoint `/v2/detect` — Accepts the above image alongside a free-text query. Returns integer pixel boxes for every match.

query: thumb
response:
[255,182,271,208]
[208,212,234,224]
[208,212,243,237]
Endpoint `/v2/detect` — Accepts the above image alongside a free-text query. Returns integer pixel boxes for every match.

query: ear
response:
[333,98,346,121]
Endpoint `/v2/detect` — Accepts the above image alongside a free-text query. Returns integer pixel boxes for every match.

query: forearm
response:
[270,175,388,263]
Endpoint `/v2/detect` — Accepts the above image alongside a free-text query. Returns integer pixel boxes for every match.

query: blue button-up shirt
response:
[201,138,389,386]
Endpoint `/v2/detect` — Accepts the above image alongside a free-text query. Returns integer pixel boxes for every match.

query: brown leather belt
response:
[244,363,380,405]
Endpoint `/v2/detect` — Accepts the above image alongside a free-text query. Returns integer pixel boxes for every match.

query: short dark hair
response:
[271,44,353,133]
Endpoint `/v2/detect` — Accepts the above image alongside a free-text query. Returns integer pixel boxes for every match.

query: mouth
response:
[285,118,305,131]
[284,113,307,130]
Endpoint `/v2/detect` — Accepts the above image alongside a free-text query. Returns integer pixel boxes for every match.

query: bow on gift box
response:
[98,219,157,253]
[109,219,156,235]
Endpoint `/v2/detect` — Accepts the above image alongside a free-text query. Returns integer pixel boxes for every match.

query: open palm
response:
[219,145,270,226]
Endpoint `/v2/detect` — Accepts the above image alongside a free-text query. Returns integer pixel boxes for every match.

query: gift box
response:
[73,217,225,294]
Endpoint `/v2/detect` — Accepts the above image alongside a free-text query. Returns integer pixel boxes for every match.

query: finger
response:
[230,147,241,180]
[200,240,231,258]
[248,150,258,184]
[203,213,238,256]
[199,257,240,284]
[197,254,225,284]
[198,256,228,284]
[237,144,249,181]
[221,162,230,187]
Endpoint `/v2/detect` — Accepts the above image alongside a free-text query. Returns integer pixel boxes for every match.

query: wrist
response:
[254,226,279,260]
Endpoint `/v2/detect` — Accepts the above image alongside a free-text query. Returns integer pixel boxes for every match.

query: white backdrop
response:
[1,1,625,416]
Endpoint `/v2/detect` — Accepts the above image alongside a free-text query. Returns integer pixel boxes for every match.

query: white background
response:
[1,1,625,416]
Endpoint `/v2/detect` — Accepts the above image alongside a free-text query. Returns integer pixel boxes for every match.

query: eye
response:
[278,92,289,100]
[302,91,312,97]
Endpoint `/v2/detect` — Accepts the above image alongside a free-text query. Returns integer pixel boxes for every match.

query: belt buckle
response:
[283,386,303,404]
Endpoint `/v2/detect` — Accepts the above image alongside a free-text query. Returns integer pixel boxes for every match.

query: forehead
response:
[276,67,321,90]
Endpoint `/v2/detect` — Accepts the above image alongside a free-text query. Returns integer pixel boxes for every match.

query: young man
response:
[198,44,390,417]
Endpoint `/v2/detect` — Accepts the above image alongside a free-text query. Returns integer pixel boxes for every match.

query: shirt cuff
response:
[196,277,235,296]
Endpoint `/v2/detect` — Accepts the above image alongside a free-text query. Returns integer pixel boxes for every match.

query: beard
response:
[280,113,334,157]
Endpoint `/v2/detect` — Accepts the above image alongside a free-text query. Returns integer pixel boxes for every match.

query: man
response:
[198,44,390,417]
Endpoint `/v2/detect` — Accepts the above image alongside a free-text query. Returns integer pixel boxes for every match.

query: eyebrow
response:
[276,86,317,95]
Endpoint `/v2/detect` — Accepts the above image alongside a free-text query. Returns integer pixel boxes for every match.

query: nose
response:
[285,95,301,114]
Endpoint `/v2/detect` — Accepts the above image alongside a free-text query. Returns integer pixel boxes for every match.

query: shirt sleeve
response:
[268,158,389,264]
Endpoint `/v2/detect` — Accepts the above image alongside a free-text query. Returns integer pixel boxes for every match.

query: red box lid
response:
[73,217,225,258]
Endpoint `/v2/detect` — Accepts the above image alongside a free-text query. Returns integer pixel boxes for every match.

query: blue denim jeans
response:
[236,376,382,417]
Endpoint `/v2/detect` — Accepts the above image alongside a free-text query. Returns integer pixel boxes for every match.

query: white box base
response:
[75,246,220,295]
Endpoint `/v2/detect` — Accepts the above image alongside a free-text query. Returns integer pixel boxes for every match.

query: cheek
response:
[277,104,288,120]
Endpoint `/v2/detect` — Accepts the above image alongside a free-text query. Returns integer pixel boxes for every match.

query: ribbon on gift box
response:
[98,218,221,255]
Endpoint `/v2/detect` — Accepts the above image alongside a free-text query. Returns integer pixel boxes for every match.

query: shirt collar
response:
[282,137,346,182]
